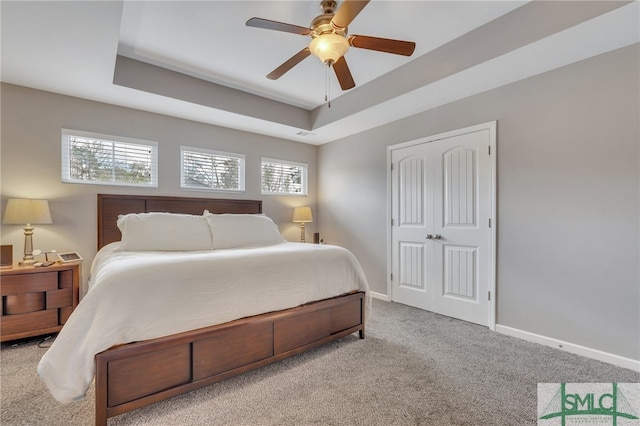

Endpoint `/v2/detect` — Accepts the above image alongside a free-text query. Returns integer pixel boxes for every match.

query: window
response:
[62,130,157,187]
[181,146,245,191]
[261,158,307,195]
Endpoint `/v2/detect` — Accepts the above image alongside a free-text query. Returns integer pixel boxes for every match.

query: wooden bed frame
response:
[93,194,365,425]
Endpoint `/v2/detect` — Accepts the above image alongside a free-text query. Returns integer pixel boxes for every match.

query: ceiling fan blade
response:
[333,56,355,90]
[349,35,416,56]
[246,17,311,36]
[267,48,311,80]
[331,0,370,30]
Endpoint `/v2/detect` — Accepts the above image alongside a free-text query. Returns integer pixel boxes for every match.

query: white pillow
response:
[116,212,213,251]
[205,213,285,249]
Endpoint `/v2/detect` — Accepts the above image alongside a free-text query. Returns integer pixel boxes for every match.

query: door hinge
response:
[391,218,394,226]
[390,163,394,171]
[488,291,491,301]
[488,146,491,155]
[489,218,492,228]
[390,273,393,282]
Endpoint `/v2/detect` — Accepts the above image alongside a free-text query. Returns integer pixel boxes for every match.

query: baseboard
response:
[369,291,390,302]
[496,324,640,372]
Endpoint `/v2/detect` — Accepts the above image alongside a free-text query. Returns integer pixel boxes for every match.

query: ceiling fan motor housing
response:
[311,14,347,38]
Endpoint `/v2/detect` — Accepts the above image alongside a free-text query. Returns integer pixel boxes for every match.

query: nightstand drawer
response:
[46,288,73,309]
[2,310,58,335]
[1,272,58,295]
[60,306,73,325]
[5,293,46,315]
[59,269,73,288]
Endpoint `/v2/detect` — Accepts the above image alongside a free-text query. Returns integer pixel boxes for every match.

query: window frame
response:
[261,157,308,196]
[61,129,158,187]
[180,146,246,192]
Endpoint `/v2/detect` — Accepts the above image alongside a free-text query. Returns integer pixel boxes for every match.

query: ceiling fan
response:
[246,0,416,91]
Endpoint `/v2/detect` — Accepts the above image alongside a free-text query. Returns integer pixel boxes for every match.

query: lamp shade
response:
[3,199,53,225]
[292,207,313,223]
[309,33,349,64]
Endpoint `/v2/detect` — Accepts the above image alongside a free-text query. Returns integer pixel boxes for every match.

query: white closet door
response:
[390,124,495,326]
[391,144,434,311]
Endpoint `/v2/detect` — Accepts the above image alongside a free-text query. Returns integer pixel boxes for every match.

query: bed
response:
[38,194,368,426]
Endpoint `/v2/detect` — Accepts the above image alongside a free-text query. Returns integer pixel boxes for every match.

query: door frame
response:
[387,121,497,330]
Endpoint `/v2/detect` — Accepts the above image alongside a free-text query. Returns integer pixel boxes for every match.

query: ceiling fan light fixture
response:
[309,33,349,64]
[248,0,415,91]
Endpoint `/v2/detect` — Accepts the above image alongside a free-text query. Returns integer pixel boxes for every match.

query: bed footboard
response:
[94,291,365,425]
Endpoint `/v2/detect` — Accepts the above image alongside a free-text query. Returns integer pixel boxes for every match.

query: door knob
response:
[433,234,442,240]
[425,234,434,240]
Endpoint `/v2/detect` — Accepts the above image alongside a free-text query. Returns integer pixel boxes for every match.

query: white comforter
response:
[38,242,369,404]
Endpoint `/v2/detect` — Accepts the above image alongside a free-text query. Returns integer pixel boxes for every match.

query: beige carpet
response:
[1,299,638,425]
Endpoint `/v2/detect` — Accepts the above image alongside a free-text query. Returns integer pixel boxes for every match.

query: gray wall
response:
[318,45,639,360]
[1,44,638,362]
[0,84,318,294]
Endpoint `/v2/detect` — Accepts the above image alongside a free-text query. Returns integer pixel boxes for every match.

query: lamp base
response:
[300,223,306,243]
[22,226,35,266]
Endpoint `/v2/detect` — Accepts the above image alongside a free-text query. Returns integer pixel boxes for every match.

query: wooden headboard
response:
[97,194,262,249]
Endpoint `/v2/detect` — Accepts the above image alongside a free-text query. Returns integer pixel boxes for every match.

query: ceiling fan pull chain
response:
[324,63,328,103]
[326,62,332,108]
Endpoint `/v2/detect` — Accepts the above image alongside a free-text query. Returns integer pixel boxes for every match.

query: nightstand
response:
[1,262,80,342]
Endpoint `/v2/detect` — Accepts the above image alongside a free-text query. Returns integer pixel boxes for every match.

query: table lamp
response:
[292,206,313,243]
[3,199,53,265]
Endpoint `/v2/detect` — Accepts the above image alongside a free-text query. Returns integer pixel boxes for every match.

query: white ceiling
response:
[118,1,523,109]
[1,1,638,145]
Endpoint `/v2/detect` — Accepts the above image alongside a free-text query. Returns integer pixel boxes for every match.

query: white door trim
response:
[387,121,497,330]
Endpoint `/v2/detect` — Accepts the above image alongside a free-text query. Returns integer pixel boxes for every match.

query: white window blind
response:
[61,130,157,187]
[181,147,245,191]
[261,158,307,195]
